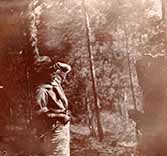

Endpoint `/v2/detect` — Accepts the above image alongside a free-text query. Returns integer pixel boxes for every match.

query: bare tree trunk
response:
[161,0,166,21]
[24,0,40,129]
[82,0,104,141]
[161,0,167,51]
[85,96,97,137]
[122,19,137,111]
[25,60,33,129]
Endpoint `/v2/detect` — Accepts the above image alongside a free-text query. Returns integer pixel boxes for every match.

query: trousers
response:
[40,122,70,156]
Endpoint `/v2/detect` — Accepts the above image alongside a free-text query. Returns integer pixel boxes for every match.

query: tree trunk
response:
[161,0,167,50]
[85,96,97,137]
[122,18,137,111]
[82,0,104,141]
[161,0,166,21]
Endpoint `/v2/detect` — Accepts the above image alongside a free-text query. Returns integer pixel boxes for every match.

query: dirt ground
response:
[0,111,138,156]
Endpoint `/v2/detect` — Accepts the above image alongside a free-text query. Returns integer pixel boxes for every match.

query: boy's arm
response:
[34,87,49,115]
[54,84,68,110]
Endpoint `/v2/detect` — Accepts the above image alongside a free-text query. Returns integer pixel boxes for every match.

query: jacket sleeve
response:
[33,87,49,115]
[54,83,68,110]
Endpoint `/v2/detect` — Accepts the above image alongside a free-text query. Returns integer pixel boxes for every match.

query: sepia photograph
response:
[0,0,167,155]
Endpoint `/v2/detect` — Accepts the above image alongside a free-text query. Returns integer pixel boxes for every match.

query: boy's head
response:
[34,56,71,83]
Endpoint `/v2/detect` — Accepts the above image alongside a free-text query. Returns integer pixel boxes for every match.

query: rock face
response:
[136,55,167,156]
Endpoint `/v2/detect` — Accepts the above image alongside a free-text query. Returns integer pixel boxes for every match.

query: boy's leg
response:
[44,122,70,156]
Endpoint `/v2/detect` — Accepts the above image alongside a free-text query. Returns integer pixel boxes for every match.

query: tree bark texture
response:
[82,0,104,141]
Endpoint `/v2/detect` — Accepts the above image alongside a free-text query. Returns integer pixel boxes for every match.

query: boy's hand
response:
[36,107,49,115]
[63,115,70,124]
[42,107,49,113]
[46,113,57,118]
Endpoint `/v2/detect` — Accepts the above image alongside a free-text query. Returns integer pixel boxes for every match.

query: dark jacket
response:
[32,78,68,132]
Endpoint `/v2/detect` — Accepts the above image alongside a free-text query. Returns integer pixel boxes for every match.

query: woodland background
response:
[0,0,167,156]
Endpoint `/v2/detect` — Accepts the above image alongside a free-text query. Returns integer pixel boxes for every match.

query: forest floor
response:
[0,111,138,156]
[70,111,138,156]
